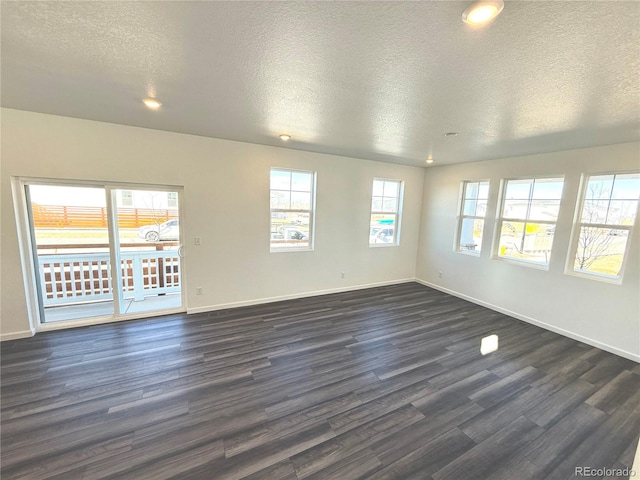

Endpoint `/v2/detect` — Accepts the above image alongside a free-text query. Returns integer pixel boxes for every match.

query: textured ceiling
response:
[2,1,639,167]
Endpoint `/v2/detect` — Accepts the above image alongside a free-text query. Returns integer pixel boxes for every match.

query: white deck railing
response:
[38,250,180,306]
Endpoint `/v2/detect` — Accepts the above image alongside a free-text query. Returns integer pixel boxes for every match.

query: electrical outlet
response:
[196,287,203,295]
[438,271,443,278]
[194,236,201,246]
[341,272,345,279]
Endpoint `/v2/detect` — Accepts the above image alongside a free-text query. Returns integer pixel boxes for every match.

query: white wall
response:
[2,109,638,362]
[0,108,424,338]
[416,142,640,361]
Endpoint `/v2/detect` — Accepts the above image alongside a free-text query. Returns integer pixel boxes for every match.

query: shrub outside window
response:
[457,181,489,255]
[496,177,564,267]
[571,172,640,280]
[270,168,315,251]
[370,179,403,246]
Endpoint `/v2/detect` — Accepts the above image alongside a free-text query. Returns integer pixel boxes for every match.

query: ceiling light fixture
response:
[143,98,162,110]
[279,134,291,141]
[426,158,435,164]
[462,0,504,25]
[444,132,459,137]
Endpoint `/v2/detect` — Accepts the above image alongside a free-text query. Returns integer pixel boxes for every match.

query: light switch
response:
[194,236,201,245]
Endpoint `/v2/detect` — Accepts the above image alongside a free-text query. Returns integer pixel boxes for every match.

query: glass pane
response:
[574,227,628,277]
[585,176,613,201]
[291,171,312,192]
[371,197,383,211]
[463,198,478,216]
[465,182,479,199]
[459,218,484,253]
[370,214,396,245]
[582,200,608,224]
[291,191,311,210]
[28,184,113,322]
[532,179,564,199]
[271,211,311,249]
[270,190,290,209]
[529,200,560,221]
[372,180,384,196]
[270,169,290,190]
[116,188,182,315]
[383,181,399,198]
[497,221,553,265]
[382,197,398,213]
[478,182,490,200]
[611,174,640,200]
[606,200,638,225]
[505,180,532,200]
[503,199,528,219]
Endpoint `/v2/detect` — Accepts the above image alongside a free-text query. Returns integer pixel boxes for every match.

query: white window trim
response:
[369,178,404,248]
[269,168,316,253]
[455,180,490,256]
[565,171,640,284]
[492,176,565,270]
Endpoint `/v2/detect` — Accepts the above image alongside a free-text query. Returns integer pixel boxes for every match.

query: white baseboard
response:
[0,329,35,341]
[4,278,637,365]
[187,278,415,315]
[414,278,640,363]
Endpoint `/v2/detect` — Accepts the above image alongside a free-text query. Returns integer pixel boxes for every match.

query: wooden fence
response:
[31,204,178,229]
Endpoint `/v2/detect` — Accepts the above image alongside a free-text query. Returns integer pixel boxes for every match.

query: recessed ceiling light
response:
[279,134,291,141]
[143,98,162,110]
[444,132,459,137]
[426,158,435,164]
[462,0,504,25]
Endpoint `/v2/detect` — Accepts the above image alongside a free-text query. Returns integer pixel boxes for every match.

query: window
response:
[457,180,489,254]
[571,173,640,280]
[270,168,315,251]
[167,192,178,207]
[370,178,403,246]
[121,190,133,206]
[496,177,564,267]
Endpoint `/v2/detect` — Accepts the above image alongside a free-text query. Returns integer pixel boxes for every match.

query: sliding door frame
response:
[11,176,187,334]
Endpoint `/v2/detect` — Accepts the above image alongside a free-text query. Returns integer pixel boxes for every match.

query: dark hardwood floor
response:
[1,283,638,479]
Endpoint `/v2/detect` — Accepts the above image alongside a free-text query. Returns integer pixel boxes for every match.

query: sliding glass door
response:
[24,181,184,325]
[27,185,114,322]
[113,188,182,316]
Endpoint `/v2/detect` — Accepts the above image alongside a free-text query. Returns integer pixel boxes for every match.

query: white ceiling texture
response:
[1,1,639,167]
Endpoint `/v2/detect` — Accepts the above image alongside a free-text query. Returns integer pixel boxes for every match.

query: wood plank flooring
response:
[1,282,638,479]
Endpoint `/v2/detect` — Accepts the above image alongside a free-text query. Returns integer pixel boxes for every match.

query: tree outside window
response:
[573,173,640,279]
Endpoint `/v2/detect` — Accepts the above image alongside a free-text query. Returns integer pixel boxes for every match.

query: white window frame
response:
[269,167,316,252]
[494,176,565,269]
[456,180,490,255]
[369,178,403,247]
[567,171,640,284]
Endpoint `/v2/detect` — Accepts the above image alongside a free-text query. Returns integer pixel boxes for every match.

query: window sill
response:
[492,255,550,271]
[369,243,399,248]
[270,247,314,253]
[567,269,622,285]
[456,249,481,257]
